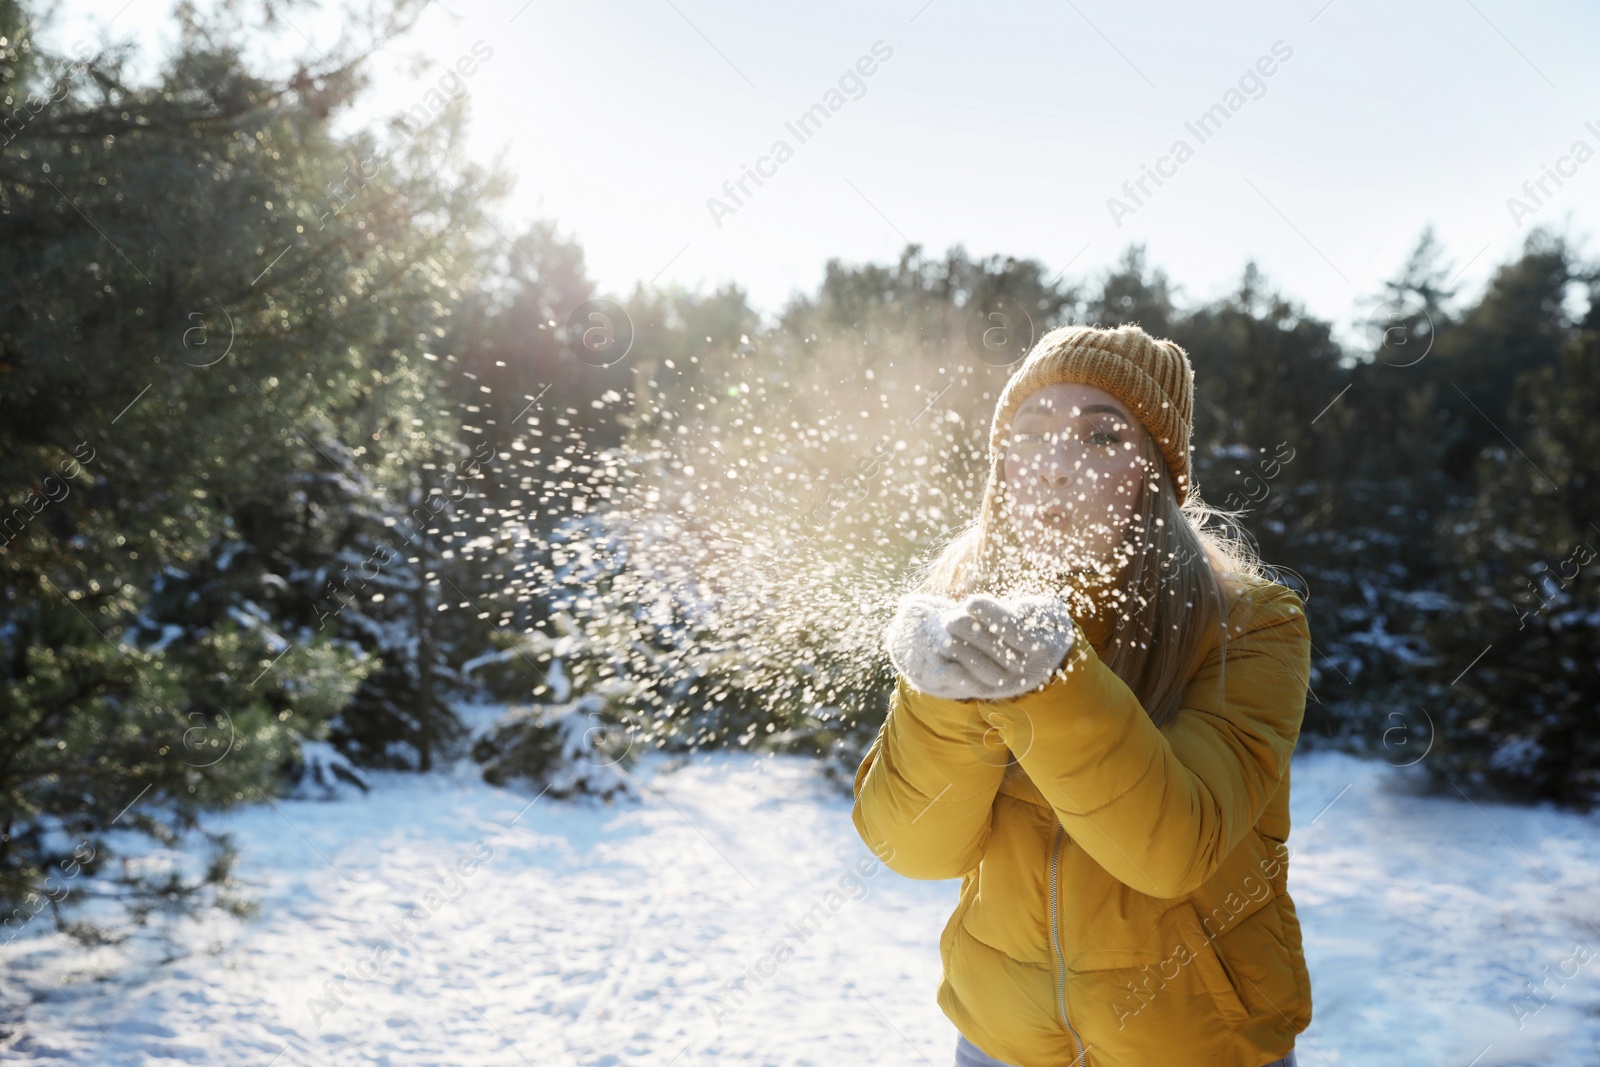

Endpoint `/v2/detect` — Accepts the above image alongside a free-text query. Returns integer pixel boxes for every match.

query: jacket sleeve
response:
[851,673,1006,880]
[981,583,1312,899]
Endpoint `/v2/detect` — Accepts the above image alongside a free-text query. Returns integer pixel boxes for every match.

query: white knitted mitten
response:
[884,594,996,701]
[945,593,1078,700]
[884,593,1077,702]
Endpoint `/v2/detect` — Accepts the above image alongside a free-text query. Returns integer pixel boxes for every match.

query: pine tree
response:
[323,436,497,770]
[0,0,493,931]
[1426,318,1600,805]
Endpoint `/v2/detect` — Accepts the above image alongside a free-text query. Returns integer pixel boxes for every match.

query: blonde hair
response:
[909,414,1270,728]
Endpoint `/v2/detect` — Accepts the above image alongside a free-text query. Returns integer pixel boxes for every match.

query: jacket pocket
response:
[1166,898,1252,1031]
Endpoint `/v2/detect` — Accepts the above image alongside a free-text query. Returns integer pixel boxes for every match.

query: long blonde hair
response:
[908,421,1269,728]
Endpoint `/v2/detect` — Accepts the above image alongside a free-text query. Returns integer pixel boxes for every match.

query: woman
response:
[852,323,1311,1067]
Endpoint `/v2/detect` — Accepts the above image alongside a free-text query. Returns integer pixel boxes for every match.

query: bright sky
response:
[44,0,1600,348]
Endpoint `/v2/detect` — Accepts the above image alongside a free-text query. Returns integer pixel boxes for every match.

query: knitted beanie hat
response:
[980,323,1196,530]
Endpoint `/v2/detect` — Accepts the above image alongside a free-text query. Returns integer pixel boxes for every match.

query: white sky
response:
[43,0,1600,347]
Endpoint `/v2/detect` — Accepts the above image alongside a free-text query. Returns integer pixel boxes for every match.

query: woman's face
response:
[1002,382,1149,570]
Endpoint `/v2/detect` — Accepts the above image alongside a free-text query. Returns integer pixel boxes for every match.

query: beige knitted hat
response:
[980,323,1196,522]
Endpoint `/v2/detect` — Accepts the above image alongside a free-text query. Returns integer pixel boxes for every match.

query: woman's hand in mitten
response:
[883,594,1017,701]
[941,594,1078,700]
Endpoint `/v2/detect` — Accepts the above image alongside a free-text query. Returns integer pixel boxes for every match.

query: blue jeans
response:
[955,1033,1297,1067]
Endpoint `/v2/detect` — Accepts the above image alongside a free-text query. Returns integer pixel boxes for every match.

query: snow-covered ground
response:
[3,741,1599,1065]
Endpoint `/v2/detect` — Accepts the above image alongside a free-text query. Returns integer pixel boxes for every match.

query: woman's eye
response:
[1012,428,1120,448]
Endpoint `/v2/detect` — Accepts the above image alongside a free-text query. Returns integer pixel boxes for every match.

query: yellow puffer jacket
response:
[852,575,1313,1067]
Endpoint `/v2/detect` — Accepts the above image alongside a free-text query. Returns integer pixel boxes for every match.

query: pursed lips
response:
[1023,501,1070,527]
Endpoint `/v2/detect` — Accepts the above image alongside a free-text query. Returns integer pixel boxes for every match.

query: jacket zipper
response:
[1049,824,1089,1065]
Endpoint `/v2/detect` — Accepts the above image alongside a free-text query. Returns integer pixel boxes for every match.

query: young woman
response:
[853,323,1311,1067]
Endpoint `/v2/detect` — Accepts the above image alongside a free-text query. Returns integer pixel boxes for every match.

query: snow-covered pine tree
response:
[323,437,495,771]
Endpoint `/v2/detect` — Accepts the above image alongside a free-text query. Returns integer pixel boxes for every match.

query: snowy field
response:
[3,733,1600,1066]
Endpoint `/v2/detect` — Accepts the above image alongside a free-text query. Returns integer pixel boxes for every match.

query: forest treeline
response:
[2,0,1598,937]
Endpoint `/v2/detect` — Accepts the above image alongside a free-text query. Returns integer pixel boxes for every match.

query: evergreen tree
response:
[1422,227,1582,484]
[1426,318,1600,805]
[0,0,495,931]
